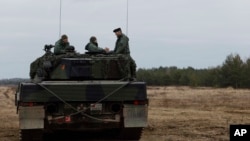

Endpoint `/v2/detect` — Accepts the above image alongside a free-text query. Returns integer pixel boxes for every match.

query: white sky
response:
[0,0,250,78]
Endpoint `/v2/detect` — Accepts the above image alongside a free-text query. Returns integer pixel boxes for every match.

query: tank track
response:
[19,128,142,141]
[118,127,143,140]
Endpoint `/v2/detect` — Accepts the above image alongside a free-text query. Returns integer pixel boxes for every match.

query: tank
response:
[15,45,148,141]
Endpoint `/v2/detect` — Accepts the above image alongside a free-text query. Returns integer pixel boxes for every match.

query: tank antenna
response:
[59,0,62,37]
[126,0,129,35]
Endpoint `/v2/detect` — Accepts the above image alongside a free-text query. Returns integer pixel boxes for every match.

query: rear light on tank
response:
[133,100,139,105]
[65,116,71,123]
[28,102,34,106]
[61,64,65,70]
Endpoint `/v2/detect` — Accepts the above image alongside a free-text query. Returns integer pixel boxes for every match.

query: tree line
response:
[0,78,29,86]
[0,53,249,88]
[137,53,250,88]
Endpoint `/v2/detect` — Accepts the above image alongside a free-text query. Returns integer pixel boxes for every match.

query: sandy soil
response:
[0,86,19,141]
[1,86,250,141]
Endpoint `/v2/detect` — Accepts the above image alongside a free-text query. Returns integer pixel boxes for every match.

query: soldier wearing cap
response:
[113,28,130,54]
[54,34,71,55]
[85,36,109,53]
[112,28,137,80]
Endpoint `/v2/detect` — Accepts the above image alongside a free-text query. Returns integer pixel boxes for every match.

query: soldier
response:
[85,36,109,53]
[112,28,137,80]
[54,34,71,55]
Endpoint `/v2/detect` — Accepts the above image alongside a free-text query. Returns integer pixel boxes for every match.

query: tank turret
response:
[30,45,132,81]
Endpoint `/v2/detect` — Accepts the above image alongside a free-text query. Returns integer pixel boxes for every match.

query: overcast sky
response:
[0,0,250,79]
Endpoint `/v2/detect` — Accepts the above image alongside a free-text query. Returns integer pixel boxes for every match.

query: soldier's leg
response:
[130,57,137,78]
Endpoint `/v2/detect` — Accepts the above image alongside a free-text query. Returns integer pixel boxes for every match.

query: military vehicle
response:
[15,45,148,141]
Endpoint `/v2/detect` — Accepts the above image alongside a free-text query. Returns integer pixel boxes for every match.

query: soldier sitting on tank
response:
[54,34,75,55]
[109,28,137,80]
[85,36,109,54]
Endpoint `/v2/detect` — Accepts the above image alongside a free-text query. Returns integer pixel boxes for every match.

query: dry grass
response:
[0,86,19,141]
[1,86,250,141]
[141,86,250,141]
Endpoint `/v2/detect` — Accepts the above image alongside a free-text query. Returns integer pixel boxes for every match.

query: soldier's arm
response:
[88,43,105,52]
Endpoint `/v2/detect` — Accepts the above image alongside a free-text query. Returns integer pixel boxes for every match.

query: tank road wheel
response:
[20,129,44,141]
[118,127,143,140]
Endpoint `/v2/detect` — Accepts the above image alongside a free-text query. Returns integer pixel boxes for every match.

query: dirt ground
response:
[1,86,250,141]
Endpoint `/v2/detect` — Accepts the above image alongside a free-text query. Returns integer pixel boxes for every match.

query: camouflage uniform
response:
[54,39,70,55]
[114,33,130,54]
[114,33,137,79]
[85,42,105,53]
